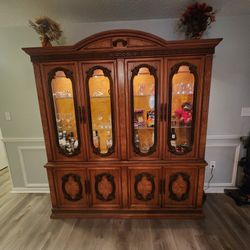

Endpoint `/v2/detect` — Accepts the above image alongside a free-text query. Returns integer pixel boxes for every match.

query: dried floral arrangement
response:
[29,17,62,47]
[179,2,216,39]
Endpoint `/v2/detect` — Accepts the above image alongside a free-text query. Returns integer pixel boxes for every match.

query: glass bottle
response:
[170,128,177,148]
[106,131,112,149]
[134,131,140,149]
[93,130,100,149]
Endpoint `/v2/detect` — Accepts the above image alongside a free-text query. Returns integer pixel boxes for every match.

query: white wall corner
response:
[241,107,250,117]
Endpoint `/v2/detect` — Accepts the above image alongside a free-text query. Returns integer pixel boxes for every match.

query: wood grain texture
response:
[1,168,250,250]
[23,30,222,218]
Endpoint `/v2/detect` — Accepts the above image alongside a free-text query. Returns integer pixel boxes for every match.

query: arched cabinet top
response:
[23,29,222,62]
[73,29,167,50]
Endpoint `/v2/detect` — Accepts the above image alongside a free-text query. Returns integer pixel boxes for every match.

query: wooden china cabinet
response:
[23,30,222,218]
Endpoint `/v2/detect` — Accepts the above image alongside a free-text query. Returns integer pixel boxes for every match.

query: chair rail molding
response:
[2,134,241,143]
[3,137,44,143]
[4,134,241,193]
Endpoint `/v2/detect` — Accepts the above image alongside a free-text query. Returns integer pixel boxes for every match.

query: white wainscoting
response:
[3,137,49,193]
[4,135,241,193]
[12,146,49,193]
[205,135,241,193]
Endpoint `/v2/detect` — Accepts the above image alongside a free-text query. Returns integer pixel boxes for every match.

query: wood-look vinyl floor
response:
[0,167,250,250]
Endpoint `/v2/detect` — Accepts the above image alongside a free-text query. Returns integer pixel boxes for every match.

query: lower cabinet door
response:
[128,167,161,208]
[163,167,198,208]
[88,167,122,208]
[54,168,88,209]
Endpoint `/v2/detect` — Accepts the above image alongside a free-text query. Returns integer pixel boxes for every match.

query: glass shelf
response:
[93,128,112,131]
[172,126,192,129]
[134,94,154,97]
[90,95,110,99]
[134,127,154,130]
[54,96,73,100]
[172,93,193,96]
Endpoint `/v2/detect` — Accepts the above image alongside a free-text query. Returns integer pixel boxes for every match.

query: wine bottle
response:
[170,128,177,147]
[93,130,100,149]
[135,132,140,148]
[106,131,112,149]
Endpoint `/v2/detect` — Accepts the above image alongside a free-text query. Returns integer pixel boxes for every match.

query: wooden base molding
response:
[51,209,204,219]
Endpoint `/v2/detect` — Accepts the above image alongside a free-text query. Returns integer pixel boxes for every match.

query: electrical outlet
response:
[209,161,216,169]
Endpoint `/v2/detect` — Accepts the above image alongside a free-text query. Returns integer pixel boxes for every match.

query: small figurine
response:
[134,109,145,128]
[147,111,155,127]
[175,102,192,125]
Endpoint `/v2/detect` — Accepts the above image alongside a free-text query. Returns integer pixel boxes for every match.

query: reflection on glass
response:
[88,69,113,155]
[169,65,195,154]
[133,67,156,154]
[51,71,79,155]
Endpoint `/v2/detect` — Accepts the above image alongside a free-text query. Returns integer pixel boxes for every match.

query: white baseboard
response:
[11,187,50,193]
[11,185,235,194]
[204,183,238,193]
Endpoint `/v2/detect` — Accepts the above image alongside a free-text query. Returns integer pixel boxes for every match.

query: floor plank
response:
[0,168,250,250]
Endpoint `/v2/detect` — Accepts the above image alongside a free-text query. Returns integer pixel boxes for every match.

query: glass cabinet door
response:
[168,63,197,155]
[49,69,81,156]
[132,66,157,155]
[85,65,116,158]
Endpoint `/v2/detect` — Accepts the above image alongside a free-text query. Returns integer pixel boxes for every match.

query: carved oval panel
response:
[95,173,116,201]
[134,172,155,201]
[169,173,190,201]
[62,174,83,201]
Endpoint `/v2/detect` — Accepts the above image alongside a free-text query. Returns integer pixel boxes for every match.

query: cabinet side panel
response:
[199,55,213,158]
[197,167,206,208]
[33,63,53,161]
[46,167,57,207]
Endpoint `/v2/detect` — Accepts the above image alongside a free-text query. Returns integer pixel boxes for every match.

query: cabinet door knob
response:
[78,106,83,123]
[159,180,163,194]
[164,103,168,121]
[84,180,88,194]
[87,180,91,194]
[160,104,164,121]
[163,180,166,194]
[81,106,86,123]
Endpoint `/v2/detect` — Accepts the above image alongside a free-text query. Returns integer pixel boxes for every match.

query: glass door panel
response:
[132,66,157,155]
[51,70,80,156]
[87,67,114,156]
[168,64,196,154]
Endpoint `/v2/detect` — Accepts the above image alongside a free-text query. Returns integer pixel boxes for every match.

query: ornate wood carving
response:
[112,38,128,47]
[131,64,158,156]
[169,173,190,201]
[168,62,198,155]
[95,173,116,201]
[61,174,83,201]
[85,65,115,157]
[134,172,155,201]
[23,29,222,218]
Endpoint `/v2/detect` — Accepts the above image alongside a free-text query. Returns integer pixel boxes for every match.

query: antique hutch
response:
[23,30,222,218]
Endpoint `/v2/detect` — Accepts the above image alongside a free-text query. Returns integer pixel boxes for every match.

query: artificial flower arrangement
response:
[179,2,216,39]
[29,17,62,47]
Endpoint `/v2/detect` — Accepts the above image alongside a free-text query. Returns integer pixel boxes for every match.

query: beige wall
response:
[0,128,8,170]
[0,15,249,192]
